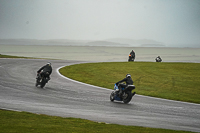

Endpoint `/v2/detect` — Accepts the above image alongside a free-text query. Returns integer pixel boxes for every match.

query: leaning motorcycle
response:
[35,71,50,88]
[156,57,162,62]
[110,84,136,104]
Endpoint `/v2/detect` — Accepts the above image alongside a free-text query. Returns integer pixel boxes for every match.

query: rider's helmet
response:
[126,74,131,78]
[47,62,51,66]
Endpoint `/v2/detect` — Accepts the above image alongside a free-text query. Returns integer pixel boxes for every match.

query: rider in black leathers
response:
[130,50,135,57]
[129,50,135,61]
[37,62,52,81]
[116,74,133,96]
[155,56,162,62]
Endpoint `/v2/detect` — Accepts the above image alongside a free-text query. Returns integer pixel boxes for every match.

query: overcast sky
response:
[0,0,200,47]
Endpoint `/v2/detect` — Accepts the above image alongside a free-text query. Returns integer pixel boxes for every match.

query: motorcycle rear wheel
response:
[123,91,132,104]
[40,79,46,88]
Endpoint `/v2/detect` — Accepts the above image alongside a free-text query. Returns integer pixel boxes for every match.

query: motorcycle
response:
[110,84,136,104]
[155,57,162,62]
[35,71,50,88]
[128,54,135,62]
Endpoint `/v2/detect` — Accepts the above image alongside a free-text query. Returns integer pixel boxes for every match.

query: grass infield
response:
[59,62,200,104]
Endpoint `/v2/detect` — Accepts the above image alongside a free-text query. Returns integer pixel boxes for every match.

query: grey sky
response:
[0,0,200,46]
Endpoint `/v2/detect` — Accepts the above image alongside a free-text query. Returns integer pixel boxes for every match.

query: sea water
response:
[0,44,200,62]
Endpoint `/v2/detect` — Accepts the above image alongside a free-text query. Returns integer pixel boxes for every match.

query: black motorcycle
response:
[35,71,50,88]
[155,56,162,62]
[128,54,135,62]
[110,84,136,104]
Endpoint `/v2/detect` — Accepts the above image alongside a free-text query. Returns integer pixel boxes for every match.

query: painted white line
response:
[137,94,200,105]
[56,66,200,106]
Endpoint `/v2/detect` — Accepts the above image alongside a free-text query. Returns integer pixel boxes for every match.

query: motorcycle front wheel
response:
[35,82,38,87]
[110,91,115,101]
[35,78,40,87]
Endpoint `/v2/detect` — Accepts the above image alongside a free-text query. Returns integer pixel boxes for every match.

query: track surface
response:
[0,59,200,132]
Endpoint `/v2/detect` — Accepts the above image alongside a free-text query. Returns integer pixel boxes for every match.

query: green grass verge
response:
[0,54,31,59]
[0,54,40,59]
[0,54,54,60]
[0,109,194,133]
[59,62,200,104]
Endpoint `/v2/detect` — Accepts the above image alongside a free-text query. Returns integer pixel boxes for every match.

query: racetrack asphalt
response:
[0,58,200,132]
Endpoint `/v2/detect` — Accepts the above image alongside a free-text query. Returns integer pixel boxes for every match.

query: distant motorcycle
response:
[35,71,50,88]
[155,56,162,62]
[128,54,135,62]
[110,84,136,104]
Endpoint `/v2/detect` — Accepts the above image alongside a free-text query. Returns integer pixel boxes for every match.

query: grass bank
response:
[59,62,200,104]
[0,54,53,60]
[0,109,194,133]
[0,54,31,59]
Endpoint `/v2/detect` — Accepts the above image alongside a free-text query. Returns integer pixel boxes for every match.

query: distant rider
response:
[155,56,162,62]
[129,50,135,61]
[130,50,135,57]
[37,62,52,81]
[116,74,133,96]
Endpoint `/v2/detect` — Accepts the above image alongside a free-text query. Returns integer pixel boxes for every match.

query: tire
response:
[40,83,46,88]
[123,91,132,104]
[40,79,46,88]
[128,58,134,62]
[110,91,115,102]
[35,77,40,87]
[35,82,38,87]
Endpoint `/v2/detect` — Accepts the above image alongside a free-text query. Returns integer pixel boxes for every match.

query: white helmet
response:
[47,62,51,66]
[126,74,131,78]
